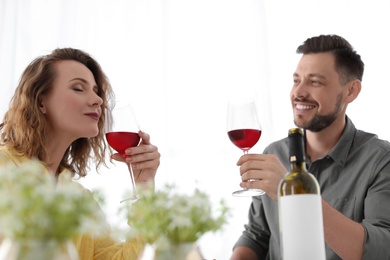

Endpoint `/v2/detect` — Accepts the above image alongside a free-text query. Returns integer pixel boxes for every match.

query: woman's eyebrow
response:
[69,78,98,90]
[69,77,88,83]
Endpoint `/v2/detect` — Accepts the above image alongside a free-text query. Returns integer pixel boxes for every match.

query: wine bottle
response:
[278,128,325,260]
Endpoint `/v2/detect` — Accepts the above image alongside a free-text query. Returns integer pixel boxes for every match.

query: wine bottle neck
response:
[290,162,307,172]
[288,128,306,166]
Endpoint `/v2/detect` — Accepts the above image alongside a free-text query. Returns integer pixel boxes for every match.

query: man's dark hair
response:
[297,34,364,83]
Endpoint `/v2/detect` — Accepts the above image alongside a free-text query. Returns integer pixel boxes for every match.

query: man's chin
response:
[293,118,309,129]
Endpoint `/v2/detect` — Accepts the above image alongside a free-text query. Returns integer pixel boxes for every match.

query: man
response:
[231,34,390,259]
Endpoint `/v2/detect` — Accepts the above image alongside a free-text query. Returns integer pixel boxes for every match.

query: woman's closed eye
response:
[72,84,84,92]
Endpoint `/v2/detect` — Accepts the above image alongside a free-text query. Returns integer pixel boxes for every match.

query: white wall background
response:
[1,0,390,259]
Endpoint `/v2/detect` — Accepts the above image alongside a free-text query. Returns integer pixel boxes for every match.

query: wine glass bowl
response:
[106,132,140,156]
[105,101,141,203]
[228,129,262,153]
[227,98,265,197]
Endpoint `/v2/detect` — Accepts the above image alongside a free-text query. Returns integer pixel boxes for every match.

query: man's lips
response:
[295,104,315,110]
[293,102,316,116]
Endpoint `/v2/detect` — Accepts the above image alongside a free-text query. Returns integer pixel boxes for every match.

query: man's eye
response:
[293,79,300,85]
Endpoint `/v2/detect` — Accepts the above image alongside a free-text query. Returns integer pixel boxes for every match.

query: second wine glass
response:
[105,101,141,203]
[227,98,265,197]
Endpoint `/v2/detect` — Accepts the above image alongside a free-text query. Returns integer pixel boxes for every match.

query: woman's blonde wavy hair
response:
[0,48,114,177]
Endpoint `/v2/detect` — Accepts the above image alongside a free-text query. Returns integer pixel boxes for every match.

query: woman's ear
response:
[39,97,47,114]
[345,79,362,104]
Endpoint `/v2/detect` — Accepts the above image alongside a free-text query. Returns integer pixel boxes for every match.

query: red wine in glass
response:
[227,98,265,197]
[228,129,262,153]
[106,132,140,156]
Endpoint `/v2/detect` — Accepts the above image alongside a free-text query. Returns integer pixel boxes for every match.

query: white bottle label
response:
[279,194,326,260]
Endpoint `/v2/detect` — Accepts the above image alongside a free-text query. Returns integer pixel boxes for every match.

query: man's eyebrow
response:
[307,73,326,80]
[292,73,326,80]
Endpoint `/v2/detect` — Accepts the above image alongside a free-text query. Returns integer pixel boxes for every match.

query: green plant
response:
[121,184,230,250]
[0,161,105,242]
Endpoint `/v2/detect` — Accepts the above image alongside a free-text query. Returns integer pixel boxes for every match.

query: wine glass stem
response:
[244,150,252,184]
[127,163,138,198]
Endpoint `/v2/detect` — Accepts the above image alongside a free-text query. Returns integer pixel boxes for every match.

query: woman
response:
[0,48,161,259]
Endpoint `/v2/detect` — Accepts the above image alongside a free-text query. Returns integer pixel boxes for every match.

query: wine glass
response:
[105,101,141,203]
[227,98,265,196]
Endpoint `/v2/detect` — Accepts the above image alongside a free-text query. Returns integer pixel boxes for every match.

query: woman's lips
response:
[85,113,100,121]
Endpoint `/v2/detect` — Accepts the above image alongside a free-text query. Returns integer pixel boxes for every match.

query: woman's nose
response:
[91,92,103,107]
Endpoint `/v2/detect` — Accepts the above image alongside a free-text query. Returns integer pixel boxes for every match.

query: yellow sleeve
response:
[0,146,30,166]
[75,234,143,260]
[0,146,16,166]
[0,147,24,243]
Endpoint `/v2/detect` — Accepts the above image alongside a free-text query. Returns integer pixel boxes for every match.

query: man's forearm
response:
[231,246,259,260]
[322,199,364,259]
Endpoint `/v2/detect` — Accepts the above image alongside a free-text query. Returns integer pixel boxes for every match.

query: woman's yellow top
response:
[0,146,142,260]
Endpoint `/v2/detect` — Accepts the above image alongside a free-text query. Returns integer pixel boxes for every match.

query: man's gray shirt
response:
[234,116,390,259]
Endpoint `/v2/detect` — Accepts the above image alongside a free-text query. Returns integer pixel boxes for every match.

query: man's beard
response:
[294,93,342,132]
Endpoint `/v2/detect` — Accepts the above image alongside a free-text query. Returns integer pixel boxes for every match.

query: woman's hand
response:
[111,130,160,186]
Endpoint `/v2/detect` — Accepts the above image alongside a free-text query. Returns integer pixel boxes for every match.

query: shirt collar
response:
[57,167,74,184]
[326,115,356,167]
[33,161,73,185]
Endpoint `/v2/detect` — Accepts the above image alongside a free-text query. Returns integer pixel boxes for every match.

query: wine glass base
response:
[120,196,139,204]
[232,188,265,197]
